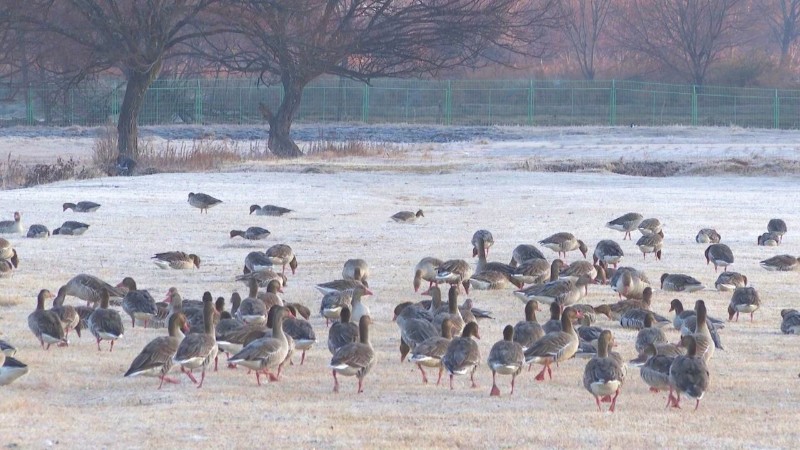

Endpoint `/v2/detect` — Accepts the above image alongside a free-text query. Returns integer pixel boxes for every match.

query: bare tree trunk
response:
[268,75,305,158]
[117,59,163,158]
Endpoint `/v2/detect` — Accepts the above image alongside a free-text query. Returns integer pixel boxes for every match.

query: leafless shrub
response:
[305,141,399,159]
[0,154,27,189]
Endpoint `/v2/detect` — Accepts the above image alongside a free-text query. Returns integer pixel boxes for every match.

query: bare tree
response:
[201,0,560,157]
[761,0,800,67]
[616,0,746,85]
[2,0,221,159]
[558,0,612,80]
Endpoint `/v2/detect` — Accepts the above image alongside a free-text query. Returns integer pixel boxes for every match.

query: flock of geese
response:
[2,195,800,414]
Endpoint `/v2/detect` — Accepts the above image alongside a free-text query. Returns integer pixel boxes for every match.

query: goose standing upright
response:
[669,335,710,410]
[28,289,68,350]
[409,319,454,385]
[87,288,125,351]
[471,229,494,257]
[330,315,376,393]
[188,192,222,213]
[513,300,544,351]
[636,231,663,260]
[328,306,359,354]
[229,306,291,385]
[583,330,626,412]
[690,300,715,362]
[118,277,157,328]
[442,322,481,390]
[524,307,581,381]
[606,212,643,240]
[173,293,218,388]
[487,325,524,396]
[0,212,22,234]
[124,313,190,389]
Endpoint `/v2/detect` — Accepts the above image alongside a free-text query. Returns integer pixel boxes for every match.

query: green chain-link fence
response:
[2,78,800,129]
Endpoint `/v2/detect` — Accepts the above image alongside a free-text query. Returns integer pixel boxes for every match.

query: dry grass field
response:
[1,126,800,448]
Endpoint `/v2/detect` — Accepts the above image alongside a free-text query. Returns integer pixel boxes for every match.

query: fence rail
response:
[1,78,799,129]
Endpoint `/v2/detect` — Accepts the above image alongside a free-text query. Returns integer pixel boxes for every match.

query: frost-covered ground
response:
[1,126,800,448]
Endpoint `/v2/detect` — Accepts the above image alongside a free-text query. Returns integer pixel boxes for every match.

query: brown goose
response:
[619,307,671,330]
[513,300,544,351]
[0,238,13,260]
[118,277,157,328]
[595,285,655,321]
[26,224,50,238]
[593,240,624,269]
[124,313,190,389]
[249,204,293,216]
[87,288,124,352]
[53,221,90,235]
[152,251,200,270]
[538,232,588,259]
[230,226,271,241]
[757,232,780,247]
[315,278,369,295]
[62,201,101,212]
[320,285,371,325]
[236,288,268,325]
[173,294,218,388]
[688,300,715,362]
[391,209,424,223]
[283,304,316,365]
[629,342,685,366]
[50,294,79,339]
[488,325,524,396]
[28,289,68,350]
[514,274,591,310]
[660,273,704,292]
[442,322,481,390]
[635,313,668,353]
[669,335,710,410]
[669,299,724,331]
[606,212,643,240]
[435,259,473,294]
[54,274,125,308]
[229,306,291,385]
[470,238,522,290]
[696,228,721,244]
[714,271,747,291]
[399,315,438,363]
[768,218,787,242]
[542,302,564,335]
[780,309,800,334]
[509,244,545,267]
[413,257,443,292]
[638,218,662,236]
[610,267,651,299]
[510,258,553,285]
[759,254,799,271]
[0,212,22,234]
[727,286,761,322]
[471,229,494,257]
[236,268,287,289]
[433,285,465,337]
[342,258,369,288]
[328,306,359,354]
[265,244,298,275]
[704,243,734,272]
[560,260,598,281]
[524,307,580,381]
[330,315,376,393]
[409,319,454,385]
[188,192,222,213]
[636,231,663,260]
[636,343,678,406]
[583,330,625,412]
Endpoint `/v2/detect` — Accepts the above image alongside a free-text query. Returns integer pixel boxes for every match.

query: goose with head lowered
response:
[593,240,624,269]
[538,232,588,259]
[53,221,90,236]
[413,257,443,292]
[391,209,424,223]
[704,243,734,272]
[124,312,190,389]
[606,212,643,240]
[727,286,761,322]
[509,244,545,267]
[62,201,101,213]
[230,226,271,241]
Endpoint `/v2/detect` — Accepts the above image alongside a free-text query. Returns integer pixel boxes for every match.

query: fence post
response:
[610,79,617,126]
[361,83,369,123]
[774,89,780,129]
[691,85,698,126]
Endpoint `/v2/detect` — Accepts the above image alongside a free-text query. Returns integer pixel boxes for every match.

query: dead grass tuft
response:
[0,153,26,189]
[304,140,399,159]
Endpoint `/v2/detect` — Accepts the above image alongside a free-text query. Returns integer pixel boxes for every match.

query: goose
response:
[619,308,671,330]
[188,192,222,213]
[635,313,668,353]
[393,299,434,325]
[757,232,780,247]
[173,294,218,388]
[638,218,662,236]
[215,295,244,338]
[759,254,799,271]
[583,330,625,412]
[28,289,68,350]
[0,212,22,234]
[513,300,544,351]
[593,240,624,268]
[124,313,190,389]
[243,251,273,273]
[433,285,466,337]
[509,244,545,267]
[413,257,443,292]
[236,268,287,289]
[398,315,438,363]
[319,285,371,324]
[118,277,157,328]
[636,343,678,405]
[236,288,269,325]
[0,339,17,356]
[26,224,50,238]
[669,299,725,331]
[687,300,715,362]
[669,335,710,410]
[510,258,554,285]
[391,209,424,223]
[0,353,29,386]
[435,259,473,294]
[660,273,704,292]
[229,306,291,385]
[636,231,663,260]
[704,243,734,272]
[629,342,685,366]
[460,298,493,320]
[471,229,494,257]
[342,258,369,288]
[595,286,655,321]
[470,237,521,290]
[330,315,376,393]
[513,274,591,310]
[230,227,271,241]
[249,204,293,216]
[442,322,481,390]
[253,278,284,312]
[538,232,588,259]
[87,288,124,352]
[50,293,79,339]
[524,307,580,381]
[780,309,800,334]
[264,244,298,275]
[409,319,454,385]
[768,218,787,242]
[328,306,359,354]
[727,286,761,322]
[283,304,316,365]
[610,267,651,299]
[542,302,564,335]
[152,251,200,270]
[714,271,747,291]
[560,260,598,282]
[0,251,18,277]
[488,325,524,396]
[62,201,101,212]
[606,212,643,240]
[680,314,724,351]
[0,238,13,259]
[695,228,721,244]
[53,221,89,235]
[216,321,269,360]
